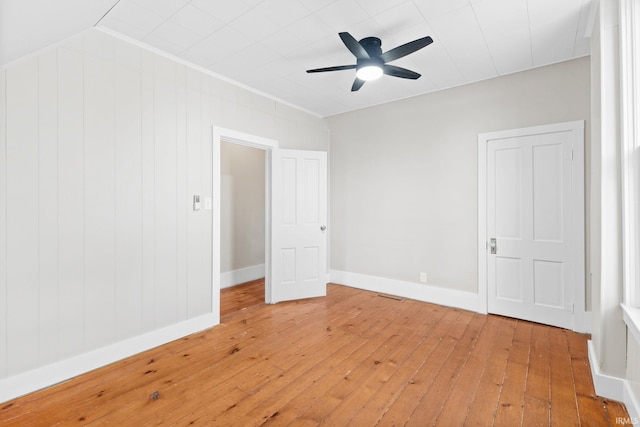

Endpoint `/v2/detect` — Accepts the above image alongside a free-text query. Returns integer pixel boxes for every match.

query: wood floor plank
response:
[549,328,580,426]
[197,292,391,425]
[433,313,502,426]
[228,317,388,426]
[0,283,629,426]
[494,320,534,426]
[404,312,488,426]
[259,298,422,425]
[220,278,266,321]
[376,309,473,426]
[343,304,449,427]
[260,319,398,426]
[521,323,552,425]
[310,300,431,425]
[463,315,517,427]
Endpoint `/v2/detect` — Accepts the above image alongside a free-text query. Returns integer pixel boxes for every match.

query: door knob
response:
[320,225,327,231]
[489,238,497,254]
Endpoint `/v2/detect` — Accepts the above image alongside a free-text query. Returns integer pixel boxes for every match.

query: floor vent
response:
[377,294,404,301]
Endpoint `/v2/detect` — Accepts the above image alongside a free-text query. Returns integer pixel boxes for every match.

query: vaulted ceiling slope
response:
[0,0,118,65]
[1,0,593,117]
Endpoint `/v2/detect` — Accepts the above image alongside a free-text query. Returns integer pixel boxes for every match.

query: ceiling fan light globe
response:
[356,65,383,81]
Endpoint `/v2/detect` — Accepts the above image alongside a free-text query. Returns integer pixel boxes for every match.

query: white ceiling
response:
[2,0,593,117]
[0,0,119,65]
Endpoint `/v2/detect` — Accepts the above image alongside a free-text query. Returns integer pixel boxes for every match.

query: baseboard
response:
[624,380,640,424]
[330,270,479,312]
[220,264,265,289]
[587,339,625,402]
[0,313,218,404]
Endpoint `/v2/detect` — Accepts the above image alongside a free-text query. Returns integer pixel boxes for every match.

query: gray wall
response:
[328,57,590,295]
[221,142,265,273]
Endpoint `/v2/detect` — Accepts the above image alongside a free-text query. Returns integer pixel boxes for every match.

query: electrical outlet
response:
[420,272,427,283]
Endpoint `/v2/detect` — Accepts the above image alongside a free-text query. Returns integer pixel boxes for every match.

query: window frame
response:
[620,0,640,340]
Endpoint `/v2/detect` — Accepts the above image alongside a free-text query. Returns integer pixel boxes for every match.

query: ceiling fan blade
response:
[380,36,433,63]
[339,32,370,59]
[351,78,365,91]
[306,64,357,73]
[383,65,421,79]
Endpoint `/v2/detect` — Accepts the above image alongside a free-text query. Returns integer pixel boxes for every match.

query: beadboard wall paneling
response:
[186,68,205,318]
[153,58,179,329]
[37,49,60,367]
[83,51,117,351]
[57,47,85,361]
[140,48,156,333]
[176,64,188,323]
[200,74,214,316]
[0,29,328,386]
[6,57,40,376]
[114,52,143,342]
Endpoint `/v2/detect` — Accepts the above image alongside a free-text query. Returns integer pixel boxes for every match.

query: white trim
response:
[622,303,640,345]
[587,339,625,401]
[0,313,217,404]
[624,380,640,425]
[478,134,488,315]
[220,264,265,289]
[213,126,277,308]
[330,270,479,313]
[477,120,587,332]
[586,0,601,38]
[214,126,278,150]
[620,0,640,307]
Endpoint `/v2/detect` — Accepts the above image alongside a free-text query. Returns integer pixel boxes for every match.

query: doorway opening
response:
[220,141,266,321]
[212,127,278,324]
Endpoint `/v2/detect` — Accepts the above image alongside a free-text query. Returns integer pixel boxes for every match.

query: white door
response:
[269,149,328,303]
[483,122,584,329]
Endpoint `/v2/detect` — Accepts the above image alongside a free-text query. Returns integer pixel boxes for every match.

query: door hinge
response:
[571,149,574,160]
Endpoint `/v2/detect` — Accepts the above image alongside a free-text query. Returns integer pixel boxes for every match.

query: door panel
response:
[487,131,574,329]
[495,257,522,301]
[270,149,327,303]
[494,147,521,239]
[533,144,563,241]
[533,260,563,307]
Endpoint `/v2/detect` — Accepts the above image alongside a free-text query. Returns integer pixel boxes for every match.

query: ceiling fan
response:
[306,32,433,92]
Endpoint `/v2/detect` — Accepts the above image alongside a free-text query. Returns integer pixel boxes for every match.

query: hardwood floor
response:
[220,278,266,322]
[0,283,629,426]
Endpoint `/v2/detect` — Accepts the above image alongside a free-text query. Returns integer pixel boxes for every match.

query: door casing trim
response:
[477,120,587,332]
[212,126,279,315]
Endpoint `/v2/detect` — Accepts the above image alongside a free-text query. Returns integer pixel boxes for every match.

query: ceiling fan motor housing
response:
[359,37,382,57]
